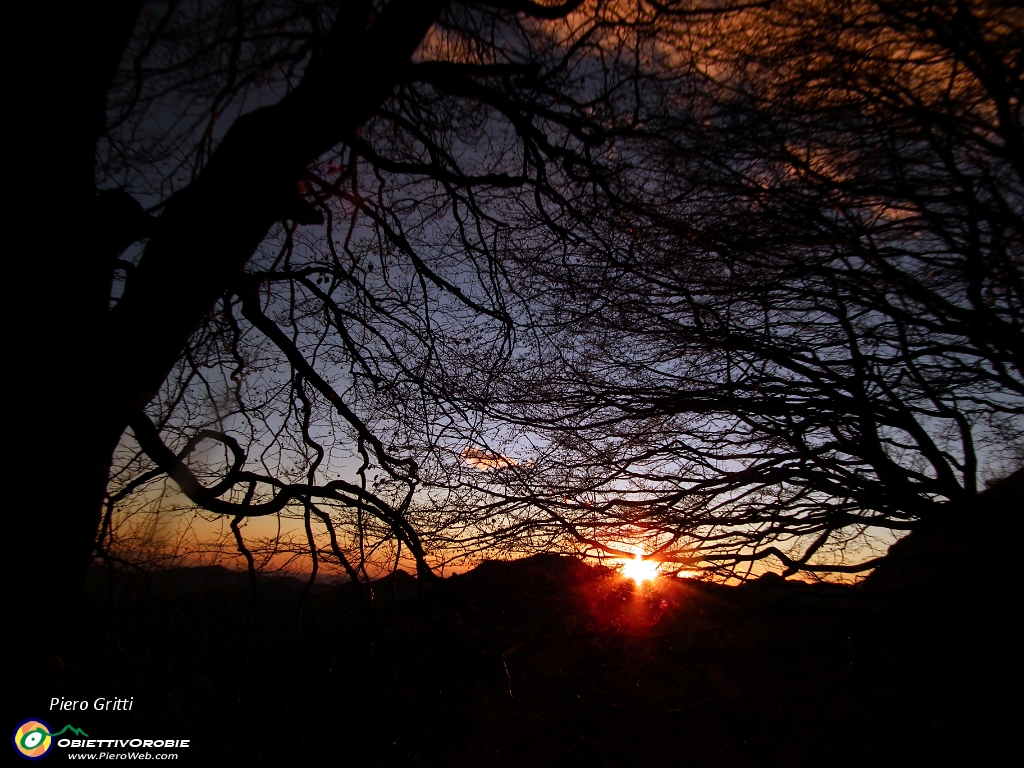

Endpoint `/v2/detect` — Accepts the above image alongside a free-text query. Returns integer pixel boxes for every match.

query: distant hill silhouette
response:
[865,466,1021,596]
[61,476,1021,766]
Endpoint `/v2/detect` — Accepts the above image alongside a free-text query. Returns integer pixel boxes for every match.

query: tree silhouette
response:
[14,2,1021,684]
[21,0,713,664]
[448,0,1022,575]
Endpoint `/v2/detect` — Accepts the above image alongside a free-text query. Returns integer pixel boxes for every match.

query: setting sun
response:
[622,555,659,584]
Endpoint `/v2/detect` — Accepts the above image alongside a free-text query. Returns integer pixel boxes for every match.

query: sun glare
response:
[622,554,659,584]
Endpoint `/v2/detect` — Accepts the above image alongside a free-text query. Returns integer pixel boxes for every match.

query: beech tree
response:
[445,0,1023,575]
[19,0,701,667]
[15,1,1021,691]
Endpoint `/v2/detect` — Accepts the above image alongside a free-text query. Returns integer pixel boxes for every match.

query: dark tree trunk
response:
[12,0,446,700]
[13,2,145,697]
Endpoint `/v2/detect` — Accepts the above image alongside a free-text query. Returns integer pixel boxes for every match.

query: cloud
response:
[461,447,532,471]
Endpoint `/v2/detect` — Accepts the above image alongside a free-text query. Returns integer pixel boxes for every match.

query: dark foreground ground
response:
[44,529,1013,767]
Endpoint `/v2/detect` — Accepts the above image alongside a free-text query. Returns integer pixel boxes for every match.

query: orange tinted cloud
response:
[461,446,531,471]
